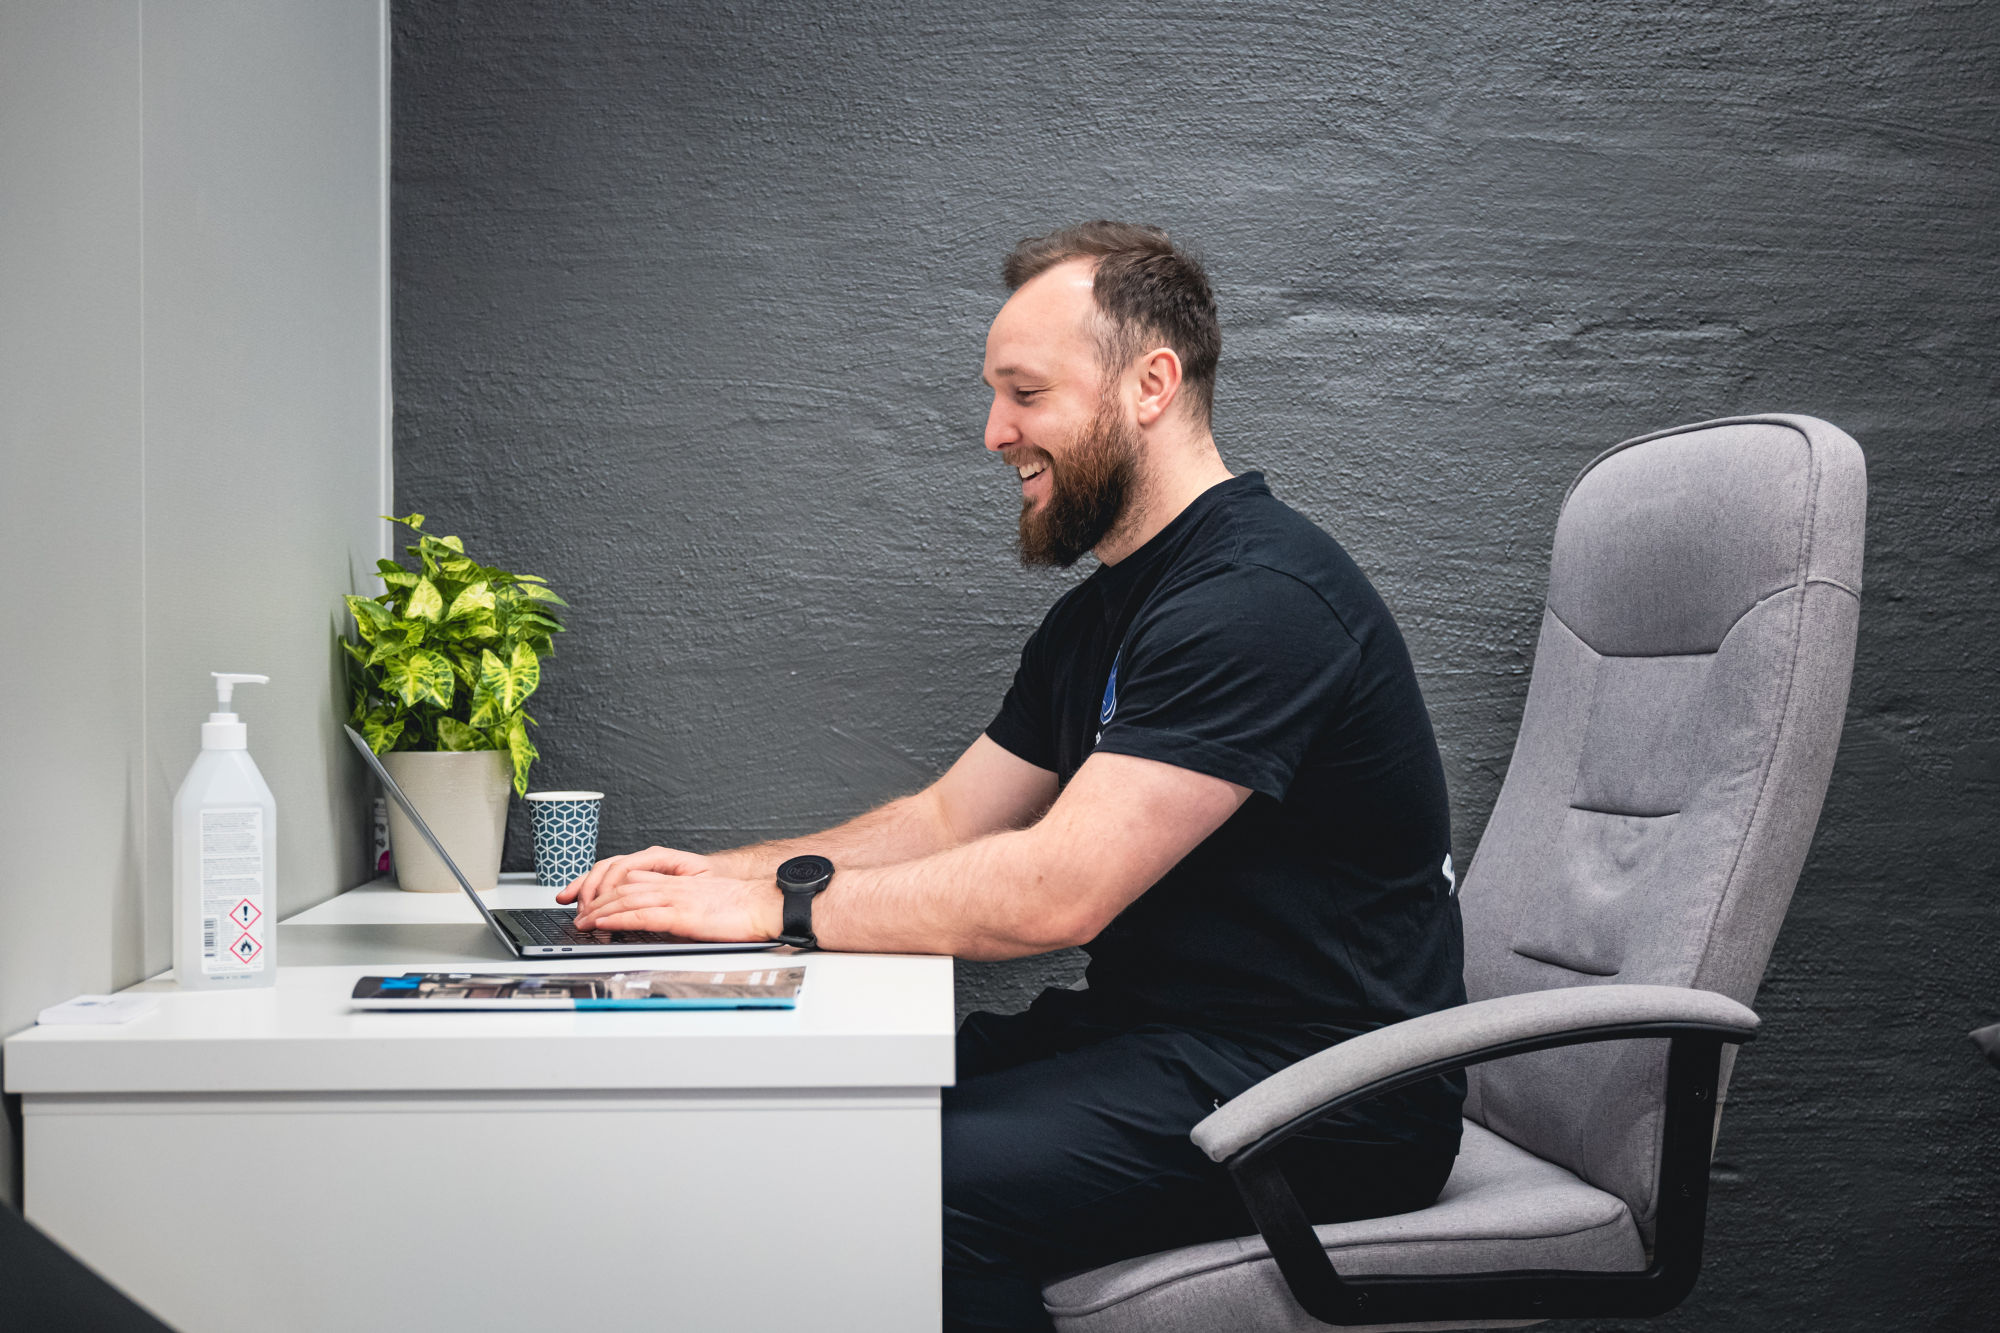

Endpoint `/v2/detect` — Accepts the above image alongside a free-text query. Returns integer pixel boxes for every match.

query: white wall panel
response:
[0,0,388,1203]
[137,0,389,977]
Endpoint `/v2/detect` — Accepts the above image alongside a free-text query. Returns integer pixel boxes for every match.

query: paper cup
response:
[525,791,605,890]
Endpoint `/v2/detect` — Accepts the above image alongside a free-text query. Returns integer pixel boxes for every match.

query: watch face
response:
[776,854,833,890]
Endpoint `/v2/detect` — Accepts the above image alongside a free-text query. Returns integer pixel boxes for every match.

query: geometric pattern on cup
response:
[531,798,602,889]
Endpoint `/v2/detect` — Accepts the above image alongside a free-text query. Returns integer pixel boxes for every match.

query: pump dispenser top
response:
[202,672,269,750]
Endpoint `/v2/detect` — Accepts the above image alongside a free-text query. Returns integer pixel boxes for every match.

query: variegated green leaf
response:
[505,714,537,795]
[364,620,425,665]
[511,641,541,703]
[384,649,454,709]
[478,643,540,713]
[468,685,504,728]
[360,710,405,754]
[378,568,418,590]
[407,578,445,621]
[342,648,368,715]
[459,612,501,641]
[436,717,488,752]
[475,649,508,710]
[345,595,395,638]
[515,581,569,607]
[383,512,424,531]
[445,582,495,620]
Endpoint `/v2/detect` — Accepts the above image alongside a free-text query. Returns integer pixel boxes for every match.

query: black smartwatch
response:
[774,854,834,949]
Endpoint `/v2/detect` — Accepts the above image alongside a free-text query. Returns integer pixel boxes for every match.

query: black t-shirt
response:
[986,472,1466,1148]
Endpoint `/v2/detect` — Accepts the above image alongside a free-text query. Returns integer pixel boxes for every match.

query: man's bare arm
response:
[559,735,1057,913]
[709,735,1059,877]
[571,751,1251,959]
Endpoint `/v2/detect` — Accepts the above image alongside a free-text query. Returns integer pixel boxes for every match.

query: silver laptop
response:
[344,725,778,958]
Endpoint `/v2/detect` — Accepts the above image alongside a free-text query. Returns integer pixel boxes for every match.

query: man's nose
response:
[984,399,1018,453]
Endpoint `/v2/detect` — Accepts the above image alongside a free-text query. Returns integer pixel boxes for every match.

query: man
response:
[563,222,1465,1331]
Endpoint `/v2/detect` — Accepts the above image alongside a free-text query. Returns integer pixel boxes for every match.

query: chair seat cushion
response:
[1042,1120,1645,1333]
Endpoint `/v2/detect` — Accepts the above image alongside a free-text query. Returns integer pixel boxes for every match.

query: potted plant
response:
[340,514,567,892]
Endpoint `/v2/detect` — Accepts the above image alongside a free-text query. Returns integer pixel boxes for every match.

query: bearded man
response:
[564,222,1466,1332]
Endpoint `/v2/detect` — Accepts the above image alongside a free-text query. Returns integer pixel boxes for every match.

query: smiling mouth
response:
[1015,460,1048,482]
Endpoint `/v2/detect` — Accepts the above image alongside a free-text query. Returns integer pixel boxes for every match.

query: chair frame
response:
[1224,1017,1756,1326]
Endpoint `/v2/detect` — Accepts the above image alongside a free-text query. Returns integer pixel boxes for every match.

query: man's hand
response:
[570,869,785,941]
[558,845,721,916]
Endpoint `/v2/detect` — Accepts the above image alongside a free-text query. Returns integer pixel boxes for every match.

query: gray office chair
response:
[1973,1022,2000,1070]
[1043,414,1866,1331]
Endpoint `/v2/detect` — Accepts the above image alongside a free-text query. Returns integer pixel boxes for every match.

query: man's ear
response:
[1133,346,1184,427]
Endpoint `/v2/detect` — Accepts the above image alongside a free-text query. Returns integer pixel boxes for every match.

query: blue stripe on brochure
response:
[573,998,796,1010]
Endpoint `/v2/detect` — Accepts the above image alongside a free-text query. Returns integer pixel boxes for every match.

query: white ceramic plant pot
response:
[380,749,511,893]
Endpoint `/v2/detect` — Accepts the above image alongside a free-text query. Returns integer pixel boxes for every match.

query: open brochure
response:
[349,967,806,1011]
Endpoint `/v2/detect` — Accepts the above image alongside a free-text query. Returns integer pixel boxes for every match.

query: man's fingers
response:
[587,905,732,939]
[574,877,678,927]
[571,873,766,942]
[561,851,626,907]
[583,886,673,917]
[561,847,677,908]
[587,871,675,903]
[596,857,707,904]
[584,909,677,932]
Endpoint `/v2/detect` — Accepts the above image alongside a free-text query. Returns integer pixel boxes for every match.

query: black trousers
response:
[941,997,1457,1331]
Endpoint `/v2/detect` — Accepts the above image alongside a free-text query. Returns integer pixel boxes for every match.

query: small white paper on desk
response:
[38,994,159,1025]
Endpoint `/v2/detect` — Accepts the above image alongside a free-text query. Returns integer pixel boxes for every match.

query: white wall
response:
[0,0,389,1204]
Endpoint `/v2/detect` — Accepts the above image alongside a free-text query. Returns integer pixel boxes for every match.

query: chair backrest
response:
[1457,414,1865,1235]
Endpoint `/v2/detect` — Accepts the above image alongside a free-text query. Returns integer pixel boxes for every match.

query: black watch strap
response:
[779,890,817,950]
[774,854,833,950]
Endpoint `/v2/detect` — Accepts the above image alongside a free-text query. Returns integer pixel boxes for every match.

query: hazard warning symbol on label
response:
[229,932,262,965]
[230,899,262,930]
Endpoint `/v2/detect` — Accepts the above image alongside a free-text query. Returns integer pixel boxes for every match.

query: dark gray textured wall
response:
[392,1,1998,1326]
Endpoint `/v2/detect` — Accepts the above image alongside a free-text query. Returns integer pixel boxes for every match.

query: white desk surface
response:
[4,875,956,1096]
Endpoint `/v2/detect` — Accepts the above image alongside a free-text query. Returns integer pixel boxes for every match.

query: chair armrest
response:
[1192,984,1759,1163]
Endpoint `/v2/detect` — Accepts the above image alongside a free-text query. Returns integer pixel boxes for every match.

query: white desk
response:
[4,877,956,1332]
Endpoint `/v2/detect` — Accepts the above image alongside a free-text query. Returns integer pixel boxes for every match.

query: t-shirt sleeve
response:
[984,619,1060,773]
[1092,565,1359,800]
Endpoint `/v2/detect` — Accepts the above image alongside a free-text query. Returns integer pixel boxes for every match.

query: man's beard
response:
[1016,399,1139,568]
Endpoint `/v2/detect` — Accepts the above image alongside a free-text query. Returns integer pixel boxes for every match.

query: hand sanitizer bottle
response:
[173,673,277,989]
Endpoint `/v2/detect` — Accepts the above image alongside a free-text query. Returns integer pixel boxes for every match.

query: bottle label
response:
[200,806,266,974]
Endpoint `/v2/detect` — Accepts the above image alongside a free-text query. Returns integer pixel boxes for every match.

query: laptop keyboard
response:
[503,910,678,947]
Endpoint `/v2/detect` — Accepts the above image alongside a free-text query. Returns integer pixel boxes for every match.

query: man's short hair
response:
[1002,221,1220,424]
